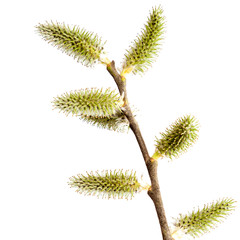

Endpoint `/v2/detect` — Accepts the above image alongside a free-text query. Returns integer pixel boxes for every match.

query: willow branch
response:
[106,61,173,240]
[107,61,126,96]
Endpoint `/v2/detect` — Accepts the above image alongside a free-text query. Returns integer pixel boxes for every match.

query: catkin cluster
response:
[52,88,129,132]
[36,6,237,239]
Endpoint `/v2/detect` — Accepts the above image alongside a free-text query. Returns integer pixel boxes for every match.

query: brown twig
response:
[106,61,173,240]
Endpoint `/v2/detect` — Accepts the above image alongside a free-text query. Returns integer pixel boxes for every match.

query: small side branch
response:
[106,61,173,240]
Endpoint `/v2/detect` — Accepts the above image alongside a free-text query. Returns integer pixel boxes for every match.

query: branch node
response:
[150,157,157,162]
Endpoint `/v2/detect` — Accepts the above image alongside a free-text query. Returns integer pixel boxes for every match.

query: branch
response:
[107,61,126,96]
[106,61,173,240]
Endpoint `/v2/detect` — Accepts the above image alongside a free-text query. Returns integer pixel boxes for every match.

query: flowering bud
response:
[36,21,105,66]
[53,88,121,118]
[69,170,142,199]
[174,198,236,238]
[122,6,165,75]
[155,115,199,159]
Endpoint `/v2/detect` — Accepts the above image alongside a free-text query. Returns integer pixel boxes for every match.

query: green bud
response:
[35,21,105,66]
[68,170,142,199]
[122,5,165,75]
[155,115,199,159]
[174,198,236,238]
[52,88,121,118]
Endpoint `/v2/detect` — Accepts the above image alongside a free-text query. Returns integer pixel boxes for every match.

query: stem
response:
[107,61,126,96]
[106,61,173,240]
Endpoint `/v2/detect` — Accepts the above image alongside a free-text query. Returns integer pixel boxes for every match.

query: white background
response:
[1,0,240,239]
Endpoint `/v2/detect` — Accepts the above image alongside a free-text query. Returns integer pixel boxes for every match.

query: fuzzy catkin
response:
[174,198,236,238]
[69,170,142,199]
[52,88,121,118]
[36,21,105,66]
[155,115,199,159]
[122,6,165,75]
[80,111,129,132]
